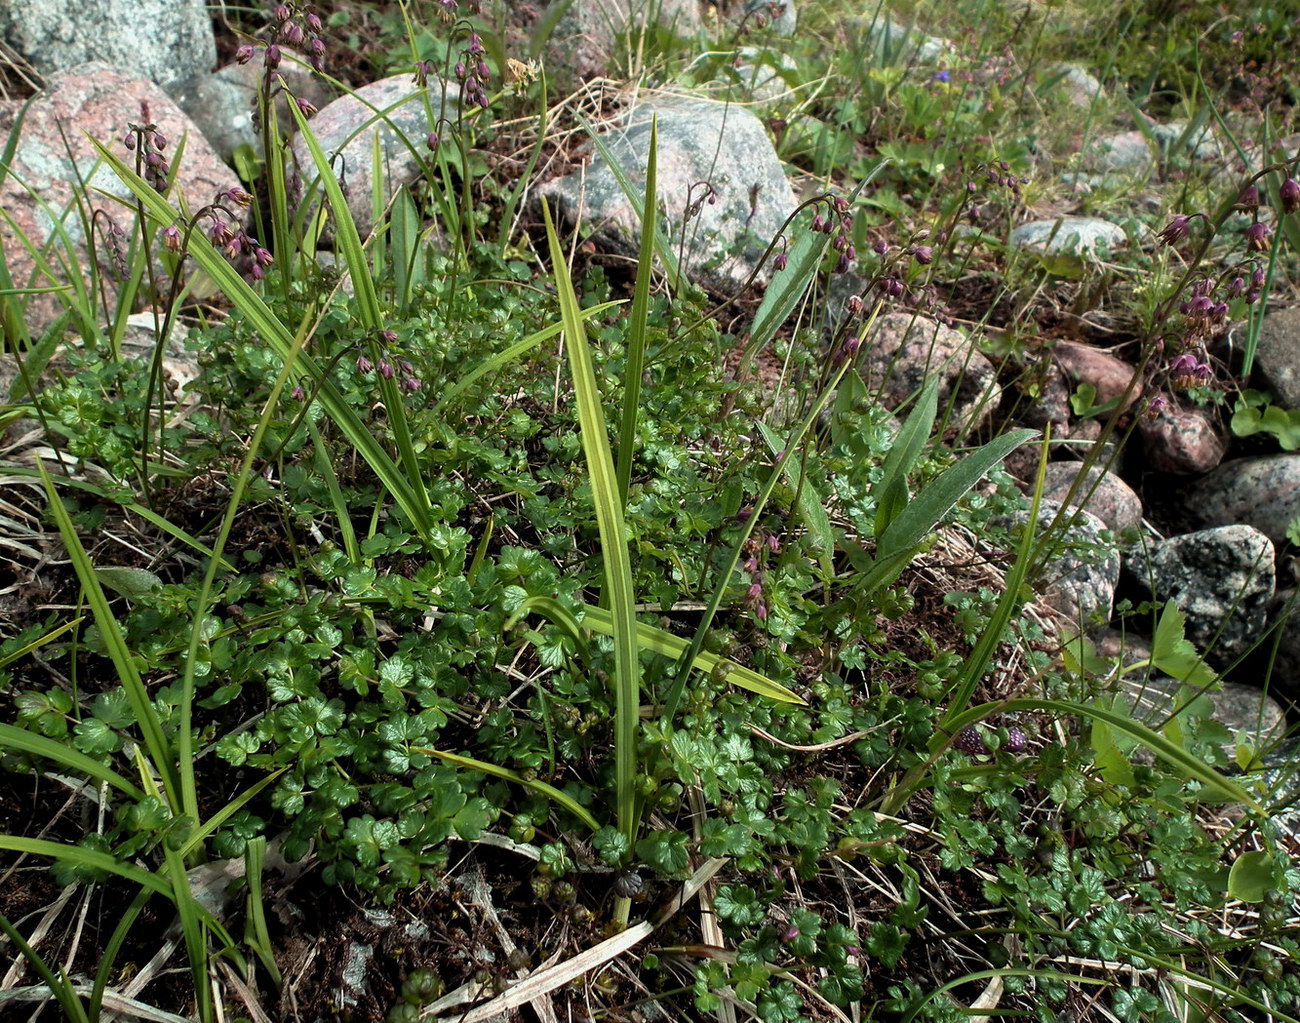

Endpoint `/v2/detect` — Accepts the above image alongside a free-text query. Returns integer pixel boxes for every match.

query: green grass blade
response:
[243,836,283,987]
[542,199,642,852]
[286,100,431,521]
[309,417,361,565]
[417,747,600,831]
[0,836,173,897]
[756,422,833,578]
[937,428,1049,733]
[577,603,805,704]
[615,115,658,507]
[943,698,1262,811]
[575,113,682,291]
[0,911,90,1023]
[431,301,621,414]
[163,846,212,1023]
[37,462,181,810]
[0,617,84,670]
[744,225,831,362]
[873,377,939,537]
[0,723,144,800]
[89,888,151,1020]
[877,429,1036,559]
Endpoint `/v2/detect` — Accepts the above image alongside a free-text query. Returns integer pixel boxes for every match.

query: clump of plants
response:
[0,1,1297,1022]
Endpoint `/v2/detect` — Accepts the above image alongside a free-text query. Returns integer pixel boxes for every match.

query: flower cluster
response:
[205,192,274,281]
[741,531,782,622]
[122,101,171,193]
[356,330,423,394]
[811,196,857,274]
[455,31,492,110]
[235,1,326,75]
[434,0,483,23]
[1167,351,1214,391]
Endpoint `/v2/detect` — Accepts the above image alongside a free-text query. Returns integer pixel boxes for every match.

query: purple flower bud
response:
[773,252,787,271]
[811,213,826,233]
[310,37,326,57]
[255,247,274,267]
[402,375,422,392]
[1240,184,1261,209]
[274,3,291,22]
[161,225,182,252]
[1252,265,1267,287]
[265,44,282,70]
[478,93,490,109]
[249,262,265,281]
[455,60,467,80]
[836,252,850,274]
[145,151,164,168]
[477,59,490,80]
[781,925,800,943]
[767,534,781,554]
[152,132,168,150]
[1282,177,1300,214]
[357,354,374,374]
[379,329,399,344]
[1226,276,1246,297]
[123,132,136,150]
[747,582,764,602]
[426,130,440,152]
[208,219,232,245]
[283,21,305,45]
[1246,288,1262,305]
[291,384,306,401]
[884,276,905,299]
[755,603,768,620]
[379,360,395,380]
[225,186,254,207]
[1156,214,1194,246]
[306,12,323,32]
[873,238,888,254]
[225,234,245,259]
[1188,294,1214,318]
[469,32,484,54]
[843,335,861,356]
[296,97,318,117]
[846,294,864,315]
[1245,221,1271,251]
[235,43,255,64]
[912,245,933,265]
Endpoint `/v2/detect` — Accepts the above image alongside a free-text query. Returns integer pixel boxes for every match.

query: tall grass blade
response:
[615,116,658,506]
[0,911,90,1023]
[541,199,643,853]
[744,226,830,363]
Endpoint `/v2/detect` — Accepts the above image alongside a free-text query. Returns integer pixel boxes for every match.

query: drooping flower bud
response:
[1280,177,1300,214]
[1245,221,1271,252]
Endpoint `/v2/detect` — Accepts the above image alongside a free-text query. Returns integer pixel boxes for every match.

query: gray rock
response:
[1253,304,1300,409]
[1138,405,1226,475]
[1082,130,1153,175]
[1042,461,1143,534]
[178,52,329,164]
[740,0,796,36]
[1127,525,1275,668]
[539,95,796,296]
[1184,455,1300,544]
[861,312,1001,438]
[1268,589,1300,698]
[0,0,215,96]
[0,63,239,336]
[1010,216,1127,258]
[291,74,458,240]
[725,45,799,103]
[1030,499,1119,624]
[1049,64,1105,108]
[545,0,702,85]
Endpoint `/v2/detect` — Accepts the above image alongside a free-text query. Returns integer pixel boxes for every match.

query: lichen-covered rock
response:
[1138,405,1226,475]
[290,74,458,240]
[1042,461,1143,534]
[1183,455,1300,544]
[0,63,239,335]
[1126,525,1275,669]
[1026,499,1119,624]
[862,312,1002,438]
[538,95,796,296]
[0,0,215,96]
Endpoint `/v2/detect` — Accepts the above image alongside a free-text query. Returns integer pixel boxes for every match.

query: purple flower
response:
[931,69,950,82]
[161,225,182,252]
[1240,184,1261,209]
[356,354,374,374]
[1244,221,1271,252]
[912,245,933,265]
[1281,177,1300,214]
[1156,214,1195,246]
[773,251,787,271]
[296,97,318,117]
[235,43,255,64]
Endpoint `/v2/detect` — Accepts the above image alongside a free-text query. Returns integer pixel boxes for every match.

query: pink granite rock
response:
[1052,340,1142,414]
[1139,405,1226,475]
[1,63,239,335]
